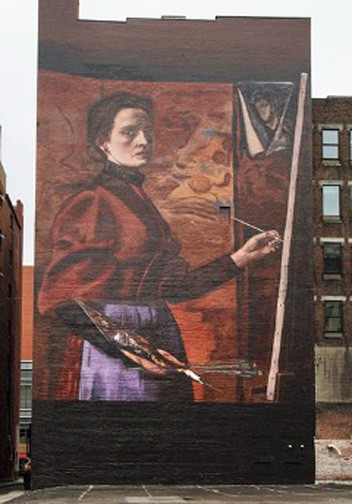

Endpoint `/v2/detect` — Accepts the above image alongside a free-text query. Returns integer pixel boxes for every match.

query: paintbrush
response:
[232,216,283,242]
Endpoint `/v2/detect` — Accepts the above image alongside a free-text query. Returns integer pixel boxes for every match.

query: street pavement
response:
[1,483,352,503]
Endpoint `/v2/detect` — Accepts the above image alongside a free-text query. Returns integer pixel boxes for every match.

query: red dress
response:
[38,161,241,400]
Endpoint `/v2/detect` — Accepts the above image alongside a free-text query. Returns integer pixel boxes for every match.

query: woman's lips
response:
[135,149,150,157]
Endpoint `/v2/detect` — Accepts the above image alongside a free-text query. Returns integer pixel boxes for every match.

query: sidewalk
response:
[1,484,352,503]
[0,482,24,504]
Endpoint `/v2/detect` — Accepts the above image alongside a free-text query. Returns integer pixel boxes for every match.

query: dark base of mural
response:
[32,401,315,488]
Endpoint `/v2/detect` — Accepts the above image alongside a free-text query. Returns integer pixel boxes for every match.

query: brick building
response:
[313,96,352,480]
[33,1,314,488]
[0,162,23,482]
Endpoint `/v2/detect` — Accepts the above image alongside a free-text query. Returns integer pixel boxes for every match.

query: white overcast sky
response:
[0,0,351,265]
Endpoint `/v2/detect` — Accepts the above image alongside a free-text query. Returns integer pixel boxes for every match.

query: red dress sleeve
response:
[38,187,121,316]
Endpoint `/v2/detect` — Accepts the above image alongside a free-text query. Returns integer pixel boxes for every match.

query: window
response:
[20,427,29,446]
[322,129,339,159]
[219,205,231,222]
[323,243,342,274]
[322,185,340,219]
[324,301,343,336]
[20,362,32,414]
[20,384,32,410]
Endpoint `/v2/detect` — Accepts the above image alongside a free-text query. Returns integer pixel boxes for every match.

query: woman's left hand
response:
[231,230,281,268]
[120,347,186,376]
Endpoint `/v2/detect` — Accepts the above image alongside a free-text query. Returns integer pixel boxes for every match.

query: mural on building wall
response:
[35,71,306,403]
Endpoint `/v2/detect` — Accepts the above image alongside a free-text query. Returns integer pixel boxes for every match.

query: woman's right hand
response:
[230,230,281,268]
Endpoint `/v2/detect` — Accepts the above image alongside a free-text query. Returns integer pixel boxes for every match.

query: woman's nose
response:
[135,130,148,145]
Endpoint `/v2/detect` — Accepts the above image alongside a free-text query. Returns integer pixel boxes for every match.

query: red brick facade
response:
[21,266,34,361]
[0,163,23,482]
[313,97,352,481]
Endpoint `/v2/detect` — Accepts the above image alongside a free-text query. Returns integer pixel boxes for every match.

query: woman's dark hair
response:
[87,92,153,157]
[251,89,278,109]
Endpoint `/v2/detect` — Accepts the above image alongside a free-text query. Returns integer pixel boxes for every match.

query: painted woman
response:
[38,92,280,402]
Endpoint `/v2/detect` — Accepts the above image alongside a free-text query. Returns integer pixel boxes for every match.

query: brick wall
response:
[313,97,352,481]
[0,183,23,481]
[21,266,34,360]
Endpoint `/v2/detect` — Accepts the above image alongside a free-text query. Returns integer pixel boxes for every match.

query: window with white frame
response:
[322,129,339,159]
[322,185,341,219]
[323,243,342,274]
[324,301,343,337]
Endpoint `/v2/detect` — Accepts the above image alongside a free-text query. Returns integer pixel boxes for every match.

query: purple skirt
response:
[79,301,193,402]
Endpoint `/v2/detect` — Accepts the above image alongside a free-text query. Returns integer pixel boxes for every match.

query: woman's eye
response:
[123,129,135,138]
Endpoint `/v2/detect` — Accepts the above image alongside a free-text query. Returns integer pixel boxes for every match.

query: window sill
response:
[323,274,342,280]
[318,339,347,348]
[322,160,342,166]
[324,332,343,339]
[322,218,342,224]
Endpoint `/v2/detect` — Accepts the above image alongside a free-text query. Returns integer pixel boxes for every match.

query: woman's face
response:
[255,98,274,124]
[101,108,153,168]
